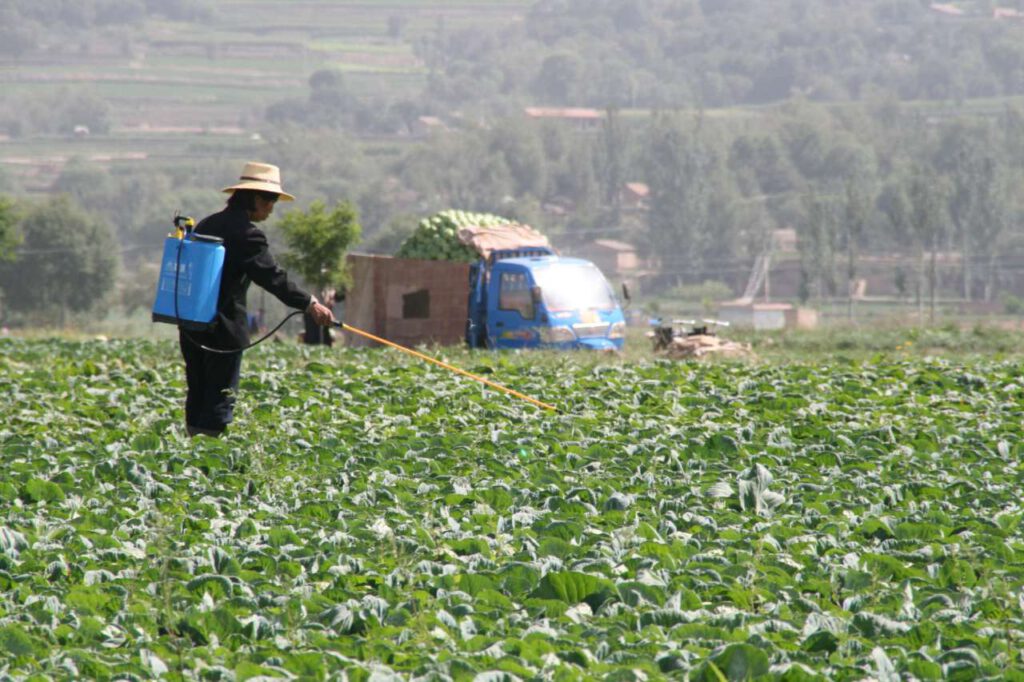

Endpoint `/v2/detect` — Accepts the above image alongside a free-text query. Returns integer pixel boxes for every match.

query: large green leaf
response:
[21,478,65,503]
[0,625,37,659]
[529,571,616,610]
[695,644,771,681]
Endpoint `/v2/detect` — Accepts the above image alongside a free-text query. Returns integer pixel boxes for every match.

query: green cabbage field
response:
[1,338,1023,680]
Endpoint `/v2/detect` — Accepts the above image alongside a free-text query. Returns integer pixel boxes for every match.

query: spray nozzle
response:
[172,213,195,239]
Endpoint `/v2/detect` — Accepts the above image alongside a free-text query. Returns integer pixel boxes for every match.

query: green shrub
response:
[1003,293,1024,315]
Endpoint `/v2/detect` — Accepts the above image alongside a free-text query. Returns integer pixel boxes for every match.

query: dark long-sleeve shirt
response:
[189,206,311,349]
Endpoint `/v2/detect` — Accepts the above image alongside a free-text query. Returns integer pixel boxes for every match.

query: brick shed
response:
[346,254,471,348]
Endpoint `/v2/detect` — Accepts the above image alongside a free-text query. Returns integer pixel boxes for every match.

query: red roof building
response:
[524,107,604,130]
[621,182,650,210]
[929,3,965,16]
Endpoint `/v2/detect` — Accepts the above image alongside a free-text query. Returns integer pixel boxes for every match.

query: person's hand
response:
[306,298,335,326]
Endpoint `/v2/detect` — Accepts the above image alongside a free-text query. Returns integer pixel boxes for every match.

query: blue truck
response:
[345,246,627,351]
[466,246,626,350]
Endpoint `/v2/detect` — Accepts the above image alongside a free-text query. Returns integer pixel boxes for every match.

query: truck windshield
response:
[532,263,616,312]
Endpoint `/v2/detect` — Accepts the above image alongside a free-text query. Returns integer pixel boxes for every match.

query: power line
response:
[13,242,162,256]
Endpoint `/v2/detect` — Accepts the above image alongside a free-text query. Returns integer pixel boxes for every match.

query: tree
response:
[532,53,583,103]
[644,114,717,280]
[276,200,361,346]
[399,129,520,212]
[781,116,828,180]
[487,119,546,198]
[597,108,627,216]
[799,192,839,301]
[275,200,361,295]
[145,0,213,22]
[728,134,799,197]
[58,89,112,135]
[840,156,876,319]
[52,158,118,219]
[878,177,914,300]
[878,179,912,248]
[935,123,1008,301]
[0,16,39,60]
[387,14,406,40]
[557,138,599,214]
[0,196,21,262]
[906,170,949,323]
[0,196,118,324]
[363,214,416,255]
[964,160,1013,301]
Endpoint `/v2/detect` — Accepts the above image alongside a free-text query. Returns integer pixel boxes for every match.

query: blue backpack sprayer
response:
[150,214,557,411]
[151,215,224,330]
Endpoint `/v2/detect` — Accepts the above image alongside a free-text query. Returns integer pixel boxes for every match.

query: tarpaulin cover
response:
[457,223,551,259]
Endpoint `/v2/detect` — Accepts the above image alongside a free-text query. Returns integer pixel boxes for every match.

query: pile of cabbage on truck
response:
[345,210,627,350]
[396,210,513,262]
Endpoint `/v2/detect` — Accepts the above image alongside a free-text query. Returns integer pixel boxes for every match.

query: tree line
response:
[6,1,1024,123]
[243,1,1024,138]
[0,196,119,326]
[0,0,211,59]
[418,0,1024,109]
[4,0,1024,323]
[3,96,1023,324]
[0,191,360,327]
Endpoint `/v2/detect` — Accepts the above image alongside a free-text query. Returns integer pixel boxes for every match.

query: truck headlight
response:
[539,326,575,343]
[609,321,626,339]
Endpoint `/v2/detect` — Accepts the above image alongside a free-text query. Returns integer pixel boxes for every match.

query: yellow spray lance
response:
[333,321,558,412]
[186,308,555,411]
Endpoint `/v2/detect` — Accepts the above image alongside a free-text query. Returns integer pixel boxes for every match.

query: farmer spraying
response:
[179,161,334,437]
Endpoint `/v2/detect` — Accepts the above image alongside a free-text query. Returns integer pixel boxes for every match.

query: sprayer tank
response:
[151,235,225,330]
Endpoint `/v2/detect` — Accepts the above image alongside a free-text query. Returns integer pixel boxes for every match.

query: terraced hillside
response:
[0,0,531,190]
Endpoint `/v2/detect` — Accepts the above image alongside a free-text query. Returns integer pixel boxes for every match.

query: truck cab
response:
[466,247,626,350]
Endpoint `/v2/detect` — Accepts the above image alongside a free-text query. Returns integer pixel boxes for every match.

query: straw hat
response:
[221,161,295,201]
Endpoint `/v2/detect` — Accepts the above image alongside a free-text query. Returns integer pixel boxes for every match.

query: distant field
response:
[4,0,1022,193]
[0,0,536,188]
[2,8,499,106]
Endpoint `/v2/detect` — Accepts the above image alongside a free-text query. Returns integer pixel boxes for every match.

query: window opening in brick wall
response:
[403,289,430,318]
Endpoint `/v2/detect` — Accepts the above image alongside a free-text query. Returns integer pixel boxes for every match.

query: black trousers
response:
[179,332,243,434]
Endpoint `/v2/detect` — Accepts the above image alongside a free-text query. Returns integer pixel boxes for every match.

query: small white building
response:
[717,301,818,330]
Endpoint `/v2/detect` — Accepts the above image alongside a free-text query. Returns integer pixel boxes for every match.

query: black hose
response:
[184,311,304,354]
